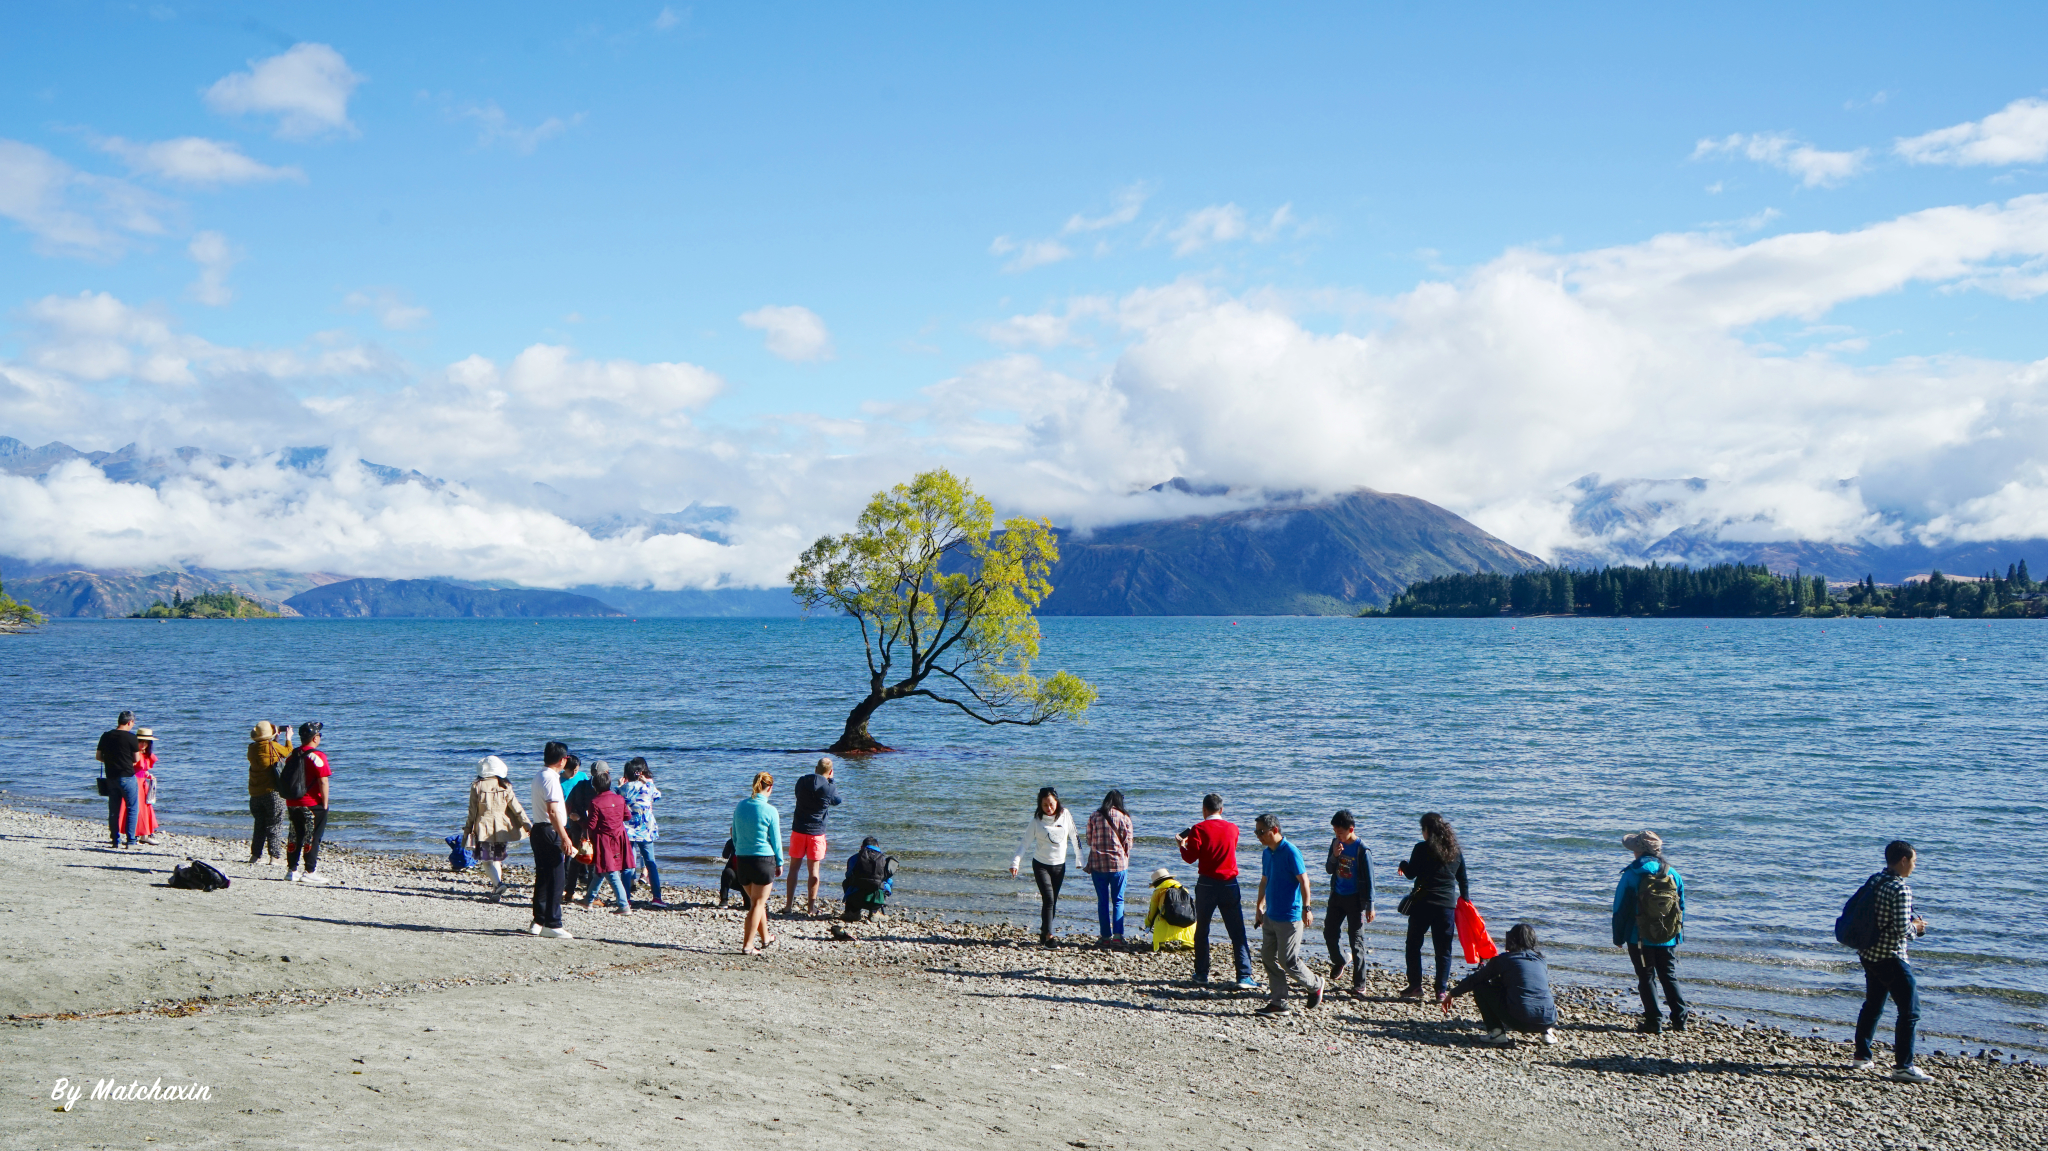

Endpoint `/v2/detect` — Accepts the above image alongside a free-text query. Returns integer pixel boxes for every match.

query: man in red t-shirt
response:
[1175,792,1255,987]
[284,722,333,885]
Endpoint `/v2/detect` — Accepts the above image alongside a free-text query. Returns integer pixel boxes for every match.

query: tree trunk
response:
[828,694,893,754]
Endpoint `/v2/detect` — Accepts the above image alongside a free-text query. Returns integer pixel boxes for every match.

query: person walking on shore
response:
[465,755,530,901]
[246,722,289,865]
[1612,830,1689,1033]
[1144,868,1197,952]
[282,723,332,885]
[1085,789,1135,947]
[1850,840,1932,1083]
[96,711,141,849]
[1010,787,1078,946]
[732,772,786,954]
[126,728,160,844]
[1253,813,1324,1015]
[1443,923,1558,1046]
[528,741,576,939]
[619,758,666,909]
[1177,793,1257,989]
[578,763,635,915]
[1396,812,1468,1000]
[1324,809,1374,997]
[783,757,841,917]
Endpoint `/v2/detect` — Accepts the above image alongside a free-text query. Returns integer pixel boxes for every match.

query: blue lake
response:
[3,614,2042,1055]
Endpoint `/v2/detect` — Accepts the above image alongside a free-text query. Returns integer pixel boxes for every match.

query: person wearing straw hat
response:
[465,755,531,901]
[1144,867,1197,952]
[1612,830,1689,1033]
[247,722,290,865]
[126,728,161,845]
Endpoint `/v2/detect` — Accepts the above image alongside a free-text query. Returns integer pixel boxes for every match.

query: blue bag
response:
[446,834,474,872]
[1834,873,1882,950]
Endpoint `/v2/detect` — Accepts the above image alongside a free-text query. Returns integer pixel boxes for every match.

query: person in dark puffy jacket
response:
[1611,830,1689,1033]
[1443,922,1557,1046]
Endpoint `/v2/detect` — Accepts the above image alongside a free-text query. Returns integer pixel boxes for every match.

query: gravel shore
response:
[5,805,2041,1150]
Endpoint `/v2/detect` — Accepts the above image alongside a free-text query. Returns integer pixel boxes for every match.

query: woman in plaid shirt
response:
[1853,840,1931,1083]
[1085,790,1136,946]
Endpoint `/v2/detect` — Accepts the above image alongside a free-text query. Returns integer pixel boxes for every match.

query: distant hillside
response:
[564,585,804,617]
[1037,488,1543,615]
[286,578,625,618]
[12,571,296,619]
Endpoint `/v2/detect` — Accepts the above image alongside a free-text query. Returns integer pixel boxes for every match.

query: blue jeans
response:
[107,774,140,844]
[585,869,631,910]
[626,841,661,902]
[1192,877,1253,981]
[1855,957,1919,1068]
[1091,869,1127,938]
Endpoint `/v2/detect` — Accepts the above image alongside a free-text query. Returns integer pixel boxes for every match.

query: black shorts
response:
[733,854,777,886]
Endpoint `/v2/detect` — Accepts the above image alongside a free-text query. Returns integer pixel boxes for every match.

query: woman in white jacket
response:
[1009,786,1077,946]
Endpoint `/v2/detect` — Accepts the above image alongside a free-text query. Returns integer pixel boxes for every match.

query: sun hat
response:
[1622,830,1663,856]
[135,727,155,742]
[1149,867,1174,884]
[477,755,509,779]
[252,721,276,741]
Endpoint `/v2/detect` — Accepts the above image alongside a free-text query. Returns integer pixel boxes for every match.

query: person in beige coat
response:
[465,755,532,901]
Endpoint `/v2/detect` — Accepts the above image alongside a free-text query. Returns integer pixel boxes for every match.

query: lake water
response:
[3,615,2042,1056]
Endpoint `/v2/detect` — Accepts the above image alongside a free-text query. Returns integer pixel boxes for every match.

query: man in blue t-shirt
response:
[1253,813,1325,1015]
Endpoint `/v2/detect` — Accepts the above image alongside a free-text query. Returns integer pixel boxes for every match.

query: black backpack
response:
[1159,882,1197,927]
[847,848,897,892]
[1834,872,1884,950]
[169,859,231,892]
[276,750,308,802]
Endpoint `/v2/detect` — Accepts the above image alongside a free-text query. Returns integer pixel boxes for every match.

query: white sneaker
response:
[285,869,300,883]
[1851,1058,1874,1070]
[1890,1065,1932,1083]
[527,923,543,935]
[1543,1029,1558,1045]
[299,871,329,885]
[540,927,574,939]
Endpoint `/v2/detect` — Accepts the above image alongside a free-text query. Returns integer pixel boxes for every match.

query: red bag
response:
[1456,898,1499,963]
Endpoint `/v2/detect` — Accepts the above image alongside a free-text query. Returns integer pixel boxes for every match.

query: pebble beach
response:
[5,804,2042,1151]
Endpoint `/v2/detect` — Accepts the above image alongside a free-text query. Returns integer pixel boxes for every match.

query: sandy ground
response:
[5,807,2041,1151]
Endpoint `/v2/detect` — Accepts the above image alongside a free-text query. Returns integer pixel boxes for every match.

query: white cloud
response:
[988,234,1073,272]
[1165,203,1293,255]
[1062,183,1149,234]
[186,231,238,306]
[204,43,363,140]
[97,136,304,186]
[652,6,682,31]
[450,101,584,154]
[739,305,834,362]
[0,139,169,258]
[1896,97,2048,167]
[1693,132,1867,187]
[343,288,431,330]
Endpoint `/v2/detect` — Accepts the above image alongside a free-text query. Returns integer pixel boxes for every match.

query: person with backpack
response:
[577,763,635,915]
[1396,812,1468,1000]
[1176,793,1258,989]
[1252,812,1324,1015]
[96,711,142,849]
[280,722,332,885]
[619,758,666,909]
[246,722,289,865]
[718,837,741,908]
[1611,830,1689,1033]
[841,836,895,922]
[1085,789,1136,947]
[783,756,841,917]
[464,755,531,901]
[1442,922,1558,1046]
[1144,867,1197,952]
[1323,809,1374,998]
[528,741,576,939]
[1010,786,1078,946]
[1846,840,1932,1083]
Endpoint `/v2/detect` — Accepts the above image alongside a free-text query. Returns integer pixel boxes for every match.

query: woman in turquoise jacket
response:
[732,771,786,955]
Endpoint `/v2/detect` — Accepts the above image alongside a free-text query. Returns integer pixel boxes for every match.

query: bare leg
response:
[743,883,771,952]
[805,866,821,916]
[782,858,802,914]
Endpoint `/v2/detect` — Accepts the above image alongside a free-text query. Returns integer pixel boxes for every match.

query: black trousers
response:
[1405,901,1456,993]
[1628,943,1688,1020]
[286,806,328,872]
[531,826,567,930]
[1031,860,1065,937]
[1324,891,1367,982]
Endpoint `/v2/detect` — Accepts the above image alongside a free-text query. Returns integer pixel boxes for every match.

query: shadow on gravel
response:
[65,862,159,874]
[1558,1055,1860,1080]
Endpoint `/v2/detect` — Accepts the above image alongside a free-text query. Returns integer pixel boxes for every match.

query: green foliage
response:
[129,588,280,619]
[1838,568,2043,619]
[791,468,1096,749]
[0,565,46,631]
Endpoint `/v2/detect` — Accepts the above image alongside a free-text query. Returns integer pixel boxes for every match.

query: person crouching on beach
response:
[528,741,576,939]
[284,723,332,885]
[247,722,289,865]
[1324,809,1374,998]
[578,762,635,914]
[619,758,666,909]
[1010,786,1077,947]
[732,772,785,954]
[842,836,894,922]
[719,837,740,908]
[1144,868,1197,952]
[1442,922,1557,1046]
[1612,830,1690,1033]
[1252,813,1324,1015]
[466,755,531,901]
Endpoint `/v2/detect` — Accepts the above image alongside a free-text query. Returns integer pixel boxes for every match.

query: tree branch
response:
[906,688,1045,727]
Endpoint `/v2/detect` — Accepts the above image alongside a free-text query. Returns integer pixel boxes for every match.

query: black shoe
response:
[1308,984,1326,1010]
[1396,986,1424,1001]
[1670,1011,1691,1032]
[1329,960,1347,985]
[1636,1016,1663,1034]
[1254,1002,1291,1016]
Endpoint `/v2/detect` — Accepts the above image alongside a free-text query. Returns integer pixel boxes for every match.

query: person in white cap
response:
[465,755,532,901]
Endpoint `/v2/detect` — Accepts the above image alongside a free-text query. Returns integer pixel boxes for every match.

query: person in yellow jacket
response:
[1145,867,1197,952]
[246,721,291,865]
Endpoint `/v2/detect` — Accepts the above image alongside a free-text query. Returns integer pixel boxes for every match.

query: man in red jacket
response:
[1175,793,1257,989]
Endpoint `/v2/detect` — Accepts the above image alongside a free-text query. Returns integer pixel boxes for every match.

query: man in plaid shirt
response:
[1853,840,1931,1083]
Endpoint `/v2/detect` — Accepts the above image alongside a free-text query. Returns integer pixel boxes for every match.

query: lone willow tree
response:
[790,469,1097,754]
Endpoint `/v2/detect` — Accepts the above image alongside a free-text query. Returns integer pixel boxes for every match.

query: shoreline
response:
[6,805,2043,1150]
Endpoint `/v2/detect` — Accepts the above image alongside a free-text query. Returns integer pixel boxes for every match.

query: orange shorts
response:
[789,832,827,861]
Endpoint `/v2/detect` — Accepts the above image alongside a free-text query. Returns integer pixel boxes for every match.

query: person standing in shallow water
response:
[246,722,289,865]
[1852,840,1932,1084]
[1397,812,1468,1000]
[1085,790,1135,946]
[731,771,785,954]
[1612,830,1690,1033]
[1010,787,1077,946]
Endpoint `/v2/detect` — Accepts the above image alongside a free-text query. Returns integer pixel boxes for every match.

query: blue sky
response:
[3,3,2047,585]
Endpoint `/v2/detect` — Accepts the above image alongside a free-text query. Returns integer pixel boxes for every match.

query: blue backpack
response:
[445,834,474,872]
[1834,872,1883,950]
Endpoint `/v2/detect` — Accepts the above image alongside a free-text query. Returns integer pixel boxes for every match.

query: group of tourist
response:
[89,713,1937,1080]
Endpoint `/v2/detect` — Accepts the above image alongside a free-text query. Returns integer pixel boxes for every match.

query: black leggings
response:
[286,806,328,872]
[1032,860,1065,938]
[1405,902,1456,993]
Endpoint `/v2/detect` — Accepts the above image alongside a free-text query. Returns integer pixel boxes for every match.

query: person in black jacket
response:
[1396,812,1469,1000]
[1443,922,1558,1046]
[783,757,842,917]
[96,711,142,849]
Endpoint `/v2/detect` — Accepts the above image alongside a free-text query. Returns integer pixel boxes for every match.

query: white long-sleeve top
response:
[1012,808,1078,870]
